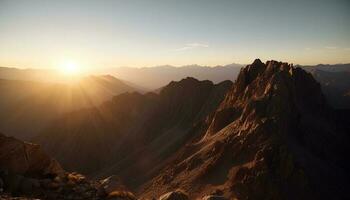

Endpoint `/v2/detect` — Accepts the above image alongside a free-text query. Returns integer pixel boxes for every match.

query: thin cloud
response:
[187,43,209,48]
[325,46,337,49]
[174,43,209,51]
[304,47,311,51]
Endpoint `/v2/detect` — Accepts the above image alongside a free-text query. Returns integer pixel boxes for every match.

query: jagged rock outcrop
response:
[140,59,350,200]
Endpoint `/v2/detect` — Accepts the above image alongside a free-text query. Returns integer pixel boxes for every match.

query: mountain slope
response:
[0,75,136,139]
[35,78,233,185]
[140,60,350,200]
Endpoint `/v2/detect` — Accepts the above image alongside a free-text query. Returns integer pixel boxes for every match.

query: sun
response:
[61,61,80,75]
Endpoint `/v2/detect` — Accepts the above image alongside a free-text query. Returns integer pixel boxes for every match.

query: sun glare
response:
[61,61,79,75]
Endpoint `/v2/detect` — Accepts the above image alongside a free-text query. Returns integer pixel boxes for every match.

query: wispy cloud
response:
[304,47,311,51]
[325,46,337,50]
[174,43,209,51]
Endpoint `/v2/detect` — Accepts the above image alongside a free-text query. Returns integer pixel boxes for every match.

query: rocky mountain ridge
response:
[140,59,350,199]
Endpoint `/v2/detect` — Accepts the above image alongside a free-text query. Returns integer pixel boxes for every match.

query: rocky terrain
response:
[1,59,349,200]
[0,133,137,200]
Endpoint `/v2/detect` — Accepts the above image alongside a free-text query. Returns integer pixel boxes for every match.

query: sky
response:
[0,0,349,73]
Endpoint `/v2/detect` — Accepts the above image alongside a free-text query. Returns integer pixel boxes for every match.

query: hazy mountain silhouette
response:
[302,63,350,73]
[105,64,243,90]
[0,75,136,139]
[0,66,71,83]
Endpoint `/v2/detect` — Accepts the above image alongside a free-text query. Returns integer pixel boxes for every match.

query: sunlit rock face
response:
[140,60,350,200]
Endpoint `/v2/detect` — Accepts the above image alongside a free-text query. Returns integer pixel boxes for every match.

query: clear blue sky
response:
[0,0,349,71]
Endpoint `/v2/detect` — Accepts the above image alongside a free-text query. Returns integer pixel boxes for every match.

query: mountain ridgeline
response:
[1,59,349,200]
[35,78,233,181]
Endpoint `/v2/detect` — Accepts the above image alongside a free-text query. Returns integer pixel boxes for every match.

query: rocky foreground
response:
[0,130,224,200]
[0,133,135,200]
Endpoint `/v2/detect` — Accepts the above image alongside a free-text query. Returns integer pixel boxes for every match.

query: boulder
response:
[159,190,189,200]
[0,133,64,178]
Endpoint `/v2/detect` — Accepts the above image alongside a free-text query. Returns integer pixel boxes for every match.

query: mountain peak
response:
[224,59,323,108]
[141,59,349,199]
[252,58,263,66]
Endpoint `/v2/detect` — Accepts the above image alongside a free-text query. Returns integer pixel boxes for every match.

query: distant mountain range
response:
[301,63,350,73]
[110,62,350,108]
[104,64,244,90]
[0,62,349,140]
[0,66,70,83]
